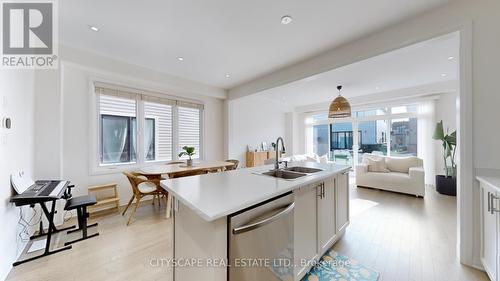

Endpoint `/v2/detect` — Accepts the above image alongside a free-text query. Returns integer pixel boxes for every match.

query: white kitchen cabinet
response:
[293,171,350,281]
[294,182,320,280]
[336,171,350,234]
[478,178,500,281]
[318,176,337,254]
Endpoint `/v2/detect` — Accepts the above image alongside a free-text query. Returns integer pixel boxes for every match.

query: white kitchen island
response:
[160,162,350,281]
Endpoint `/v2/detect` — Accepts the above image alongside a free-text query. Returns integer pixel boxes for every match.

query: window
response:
[355,108,388,117]
[313,124,329,156]
[144,118,156,161]
[178,106,201,160]
[99,94,137,164]
[144,101,173,161]
[309,104,421,166]
[95,83,203,168]
[358,120,388,163]
[330,122,355,165]
[390,118,418,156]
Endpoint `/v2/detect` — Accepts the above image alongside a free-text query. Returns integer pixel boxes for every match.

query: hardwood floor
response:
[6,201,173,281]
[333,177,489,281]
[7,179,488,281]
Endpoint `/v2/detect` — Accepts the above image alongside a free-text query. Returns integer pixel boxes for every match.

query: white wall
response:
[434,92,458,177]
[34,46,225,207]
[0,70,35,281]
[227,95,291,167]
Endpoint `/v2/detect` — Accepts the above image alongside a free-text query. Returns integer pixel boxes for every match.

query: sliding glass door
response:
[358,120,388,163]
[390,118,418,157]
[330,122,355,166]
[309,104,422,167]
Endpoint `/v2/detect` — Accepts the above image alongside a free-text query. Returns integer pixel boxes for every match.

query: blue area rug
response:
[302,250,379,281]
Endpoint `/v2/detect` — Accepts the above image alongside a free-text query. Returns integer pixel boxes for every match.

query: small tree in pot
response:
[432,120,457,196]
[178,146,196,166]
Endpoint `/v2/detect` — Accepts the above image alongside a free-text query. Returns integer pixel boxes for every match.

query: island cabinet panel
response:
[293,183,320,280]
[336,171,350,234]
[174,202,228,281]
[479,181,499,281]
[318,176,337,255]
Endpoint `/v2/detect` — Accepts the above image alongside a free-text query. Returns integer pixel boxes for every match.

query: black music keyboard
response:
[10,180,70,206]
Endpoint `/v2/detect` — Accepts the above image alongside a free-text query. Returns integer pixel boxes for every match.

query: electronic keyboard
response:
[10,180,70,206]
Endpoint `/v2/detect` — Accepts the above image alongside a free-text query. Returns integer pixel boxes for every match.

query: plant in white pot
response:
[432,120,457,196]
[178,146,196,167]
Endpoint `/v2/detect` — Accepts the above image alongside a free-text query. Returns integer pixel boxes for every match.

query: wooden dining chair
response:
[225,159,239,170]
[122,172,170,225]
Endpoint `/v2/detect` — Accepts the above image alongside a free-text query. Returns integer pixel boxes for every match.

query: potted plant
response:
[432,120,457,196]
[178,146,196,166]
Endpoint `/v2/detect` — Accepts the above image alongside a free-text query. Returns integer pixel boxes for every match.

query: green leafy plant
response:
[432,120,457,178]
[178,146,196,159]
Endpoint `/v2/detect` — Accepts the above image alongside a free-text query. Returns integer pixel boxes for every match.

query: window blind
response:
[178,106,201,159]
[95,82,203,109]
[99,94,136,117]
[144,101,173,161]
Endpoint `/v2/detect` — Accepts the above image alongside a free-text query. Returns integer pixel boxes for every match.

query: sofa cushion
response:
[385,156,423,173]
[366,158,390,173]
[362,153,384,164]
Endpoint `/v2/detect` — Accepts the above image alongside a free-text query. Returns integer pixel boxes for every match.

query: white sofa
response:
[356,154,425,197]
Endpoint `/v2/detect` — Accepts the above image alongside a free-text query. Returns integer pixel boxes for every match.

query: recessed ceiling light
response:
[441,73,448,77]
[177,57,184,61]
[281,15,292,25]
[375,86,380,90]
[448,56,455,60]
[225,74,231,78]
[89,26,99,32]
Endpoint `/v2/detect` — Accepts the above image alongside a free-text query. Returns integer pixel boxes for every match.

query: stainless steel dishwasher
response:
[229,193,294,281]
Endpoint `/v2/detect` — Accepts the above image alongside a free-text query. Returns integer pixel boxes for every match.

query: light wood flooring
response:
[333,178,489,281]
[7,180,489,281]
[6,200,173,281]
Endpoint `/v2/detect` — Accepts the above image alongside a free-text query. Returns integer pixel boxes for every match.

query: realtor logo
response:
[1,0,58,69]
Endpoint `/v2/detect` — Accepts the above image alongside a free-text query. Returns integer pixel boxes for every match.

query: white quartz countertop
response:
[477,175,500,192]
[161,162,350,222]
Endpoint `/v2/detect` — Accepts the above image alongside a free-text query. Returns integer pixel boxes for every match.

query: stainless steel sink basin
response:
[285,166,323,174]
[261,170,307,180]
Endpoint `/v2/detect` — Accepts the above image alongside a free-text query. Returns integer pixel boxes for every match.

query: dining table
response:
[138,160,235,179]
[138,160,235,219]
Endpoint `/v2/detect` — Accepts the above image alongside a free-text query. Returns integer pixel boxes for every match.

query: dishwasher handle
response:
[232,202,295,235]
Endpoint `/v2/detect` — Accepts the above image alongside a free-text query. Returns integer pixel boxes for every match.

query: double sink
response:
[259,166,323,180]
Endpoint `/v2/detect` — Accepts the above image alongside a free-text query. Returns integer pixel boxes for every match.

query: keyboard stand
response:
[30,220,75,240]
[13,200,73,266]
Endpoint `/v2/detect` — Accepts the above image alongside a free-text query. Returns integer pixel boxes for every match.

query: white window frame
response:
[89,80,205,175]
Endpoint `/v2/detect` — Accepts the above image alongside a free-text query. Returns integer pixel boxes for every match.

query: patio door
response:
[329,122,356,166]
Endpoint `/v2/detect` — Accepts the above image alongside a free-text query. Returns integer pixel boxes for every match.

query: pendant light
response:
[328,85,351,118]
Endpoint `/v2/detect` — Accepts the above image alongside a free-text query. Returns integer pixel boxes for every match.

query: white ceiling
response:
[60,0,453,89]
[256,32,459,108]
